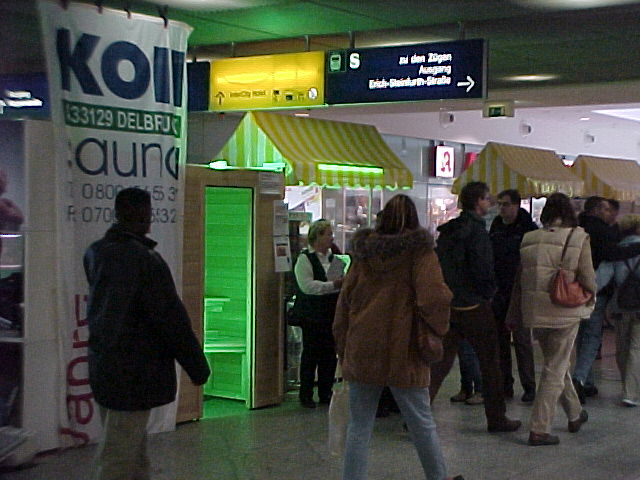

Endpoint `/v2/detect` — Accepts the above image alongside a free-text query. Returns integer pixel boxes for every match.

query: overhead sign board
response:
[326,39,486,105]
[0,73,50,118]
[188,61,210,111]
[211,51,325,111]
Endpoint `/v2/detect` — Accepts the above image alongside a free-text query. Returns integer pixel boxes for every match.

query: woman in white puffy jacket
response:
[508,193,596,446]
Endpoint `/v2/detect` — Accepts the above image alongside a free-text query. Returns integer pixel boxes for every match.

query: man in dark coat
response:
[84,187,210,480]
[431,181,521,433]
[572,196,640,402]
[490,189,537,403]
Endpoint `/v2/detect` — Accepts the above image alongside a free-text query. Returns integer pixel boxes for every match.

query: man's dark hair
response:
[115,187,151,223]
[540,192,577,227]
[497,189,521,205]
[377,194,419,234]
[583,196,606,214]
[459,181,489,211]
[608,198,620,212]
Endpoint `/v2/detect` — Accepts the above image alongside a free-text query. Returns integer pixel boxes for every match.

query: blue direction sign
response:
[326,39,486,105]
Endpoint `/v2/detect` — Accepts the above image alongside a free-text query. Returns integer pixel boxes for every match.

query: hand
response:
[505,317,518,332]
[333,277,343,289]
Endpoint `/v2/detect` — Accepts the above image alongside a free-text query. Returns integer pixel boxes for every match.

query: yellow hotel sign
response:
[210,51,325,111]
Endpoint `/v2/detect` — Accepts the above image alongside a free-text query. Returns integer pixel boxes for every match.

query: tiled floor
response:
[3,328,640,480]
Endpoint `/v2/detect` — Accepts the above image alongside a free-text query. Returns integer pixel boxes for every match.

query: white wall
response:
[309,107,640,161]
[187,112,243,164]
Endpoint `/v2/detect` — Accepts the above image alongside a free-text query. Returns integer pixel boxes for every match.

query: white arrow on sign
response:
[457,75,475,93]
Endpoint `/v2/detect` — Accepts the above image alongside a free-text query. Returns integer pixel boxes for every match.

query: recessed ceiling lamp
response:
[592,108,640,122]
[503,74,558,82]
[510,0,639,9]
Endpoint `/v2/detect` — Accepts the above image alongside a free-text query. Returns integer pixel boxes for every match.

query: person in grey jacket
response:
[596,214,640,407]
[84,187,210,480]
[430,181,521,433]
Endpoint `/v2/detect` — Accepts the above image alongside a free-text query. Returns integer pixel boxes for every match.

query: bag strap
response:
[558,227,576,269]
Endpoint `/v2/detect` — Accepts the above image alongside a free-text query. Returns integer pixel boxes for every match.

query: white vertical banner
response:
[38,0,191,446]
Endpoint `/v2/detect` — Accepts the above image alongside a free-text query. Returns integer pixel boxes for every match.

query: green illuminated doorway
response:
[202,187,253,406]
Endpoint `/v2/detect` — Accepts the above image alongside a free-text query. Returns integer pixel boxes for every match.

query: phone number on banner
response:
[67,183,178,224]
[63,100,182,138]
[80,183,177,202]
[68,205,177,224]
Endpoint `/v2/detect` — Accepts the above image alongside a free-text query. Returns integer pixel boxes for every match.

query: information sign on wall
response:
[326,39,486,105]
[211,51,325,111]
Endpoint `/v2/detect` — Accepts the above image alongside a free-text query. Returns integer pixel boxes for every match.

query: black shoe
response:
[488,418,521,432]
[300,398,316,409]
[376,405,390,417]
[572,378,586,404]
[568,409,588,433]
[521,390,535,403]
[528,431,560,446]
[584,384,599,397]
[450,390,471,402]
[504,387,515,399]
[319,394,332,405]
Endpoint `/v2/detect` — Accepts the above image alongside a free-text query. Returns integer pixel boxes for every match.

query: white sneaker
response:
[622,398,638,407]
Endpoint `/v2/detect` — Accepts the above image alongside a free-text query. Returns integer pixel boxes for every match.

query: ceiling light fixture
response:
[503,74,558,82]
[511,0,638,9]
[144,0,266,10]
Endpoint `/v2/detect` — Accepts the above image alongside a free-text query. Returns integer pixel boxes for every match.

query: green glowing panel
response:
[202,187,252,402]
[318,164,384,174]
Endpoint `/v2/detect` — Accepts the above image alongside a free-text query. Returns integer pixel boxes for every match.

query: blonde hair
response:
[308,219,332,246]
[618,214,640,237]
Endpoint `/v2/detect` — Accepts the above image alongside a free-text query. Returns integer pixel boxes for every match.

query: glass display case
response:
[285,186,385,253]
[0,233,24,338]
[426,185,458,237]
[0,233,23,428]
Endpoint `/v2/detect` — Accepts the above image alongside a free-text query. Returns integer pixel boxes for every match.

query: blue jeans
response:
[343,382,447,480]
[573,294,607,384]
[459,338,482,394]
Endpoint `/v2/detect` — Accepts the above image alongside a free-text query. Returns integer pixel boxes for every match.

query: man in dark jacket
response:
[572,196,640,402]
[84,188,210,480]
[490,189,537,403]
[431,181,521,433]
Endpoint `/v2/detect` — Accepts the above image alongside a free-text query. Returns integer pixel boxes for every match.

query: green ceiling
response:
[4,0,640,90]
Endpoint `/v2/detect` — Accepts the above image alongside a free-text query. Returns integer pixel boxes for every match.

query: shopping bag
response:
[328,380,349,457]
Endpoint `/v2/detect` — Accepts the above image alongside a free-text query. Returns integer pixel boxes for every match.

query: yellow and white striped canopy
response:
[217,111,413,189]
[452,142,584,198]
[571,155,640,201]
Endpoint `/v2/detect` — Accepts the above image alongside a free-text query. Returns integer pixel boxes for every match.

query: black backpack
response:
[617,259,640,311]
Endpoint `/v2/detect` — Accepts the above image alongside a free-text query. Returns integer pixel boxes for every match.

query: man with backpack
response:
[594,214,640,406]
[573,197,640,403]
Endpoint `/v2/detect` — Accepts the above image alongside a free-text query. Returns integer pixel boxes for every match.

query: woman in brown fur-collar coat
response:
[334,194,461,480]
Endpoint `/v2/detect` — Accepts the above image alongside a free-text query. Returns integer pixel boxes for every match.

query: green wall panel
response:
[202,187,252,402]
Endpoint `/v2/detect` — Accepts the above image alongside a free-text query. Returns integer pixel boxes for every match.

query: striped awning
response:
[572,155,640,201]
[216,111,413,189]
[452,142,584,198]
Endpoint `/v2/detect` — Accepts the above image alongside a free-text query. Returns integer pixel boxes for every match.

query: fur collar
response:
[350,227,434,261]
